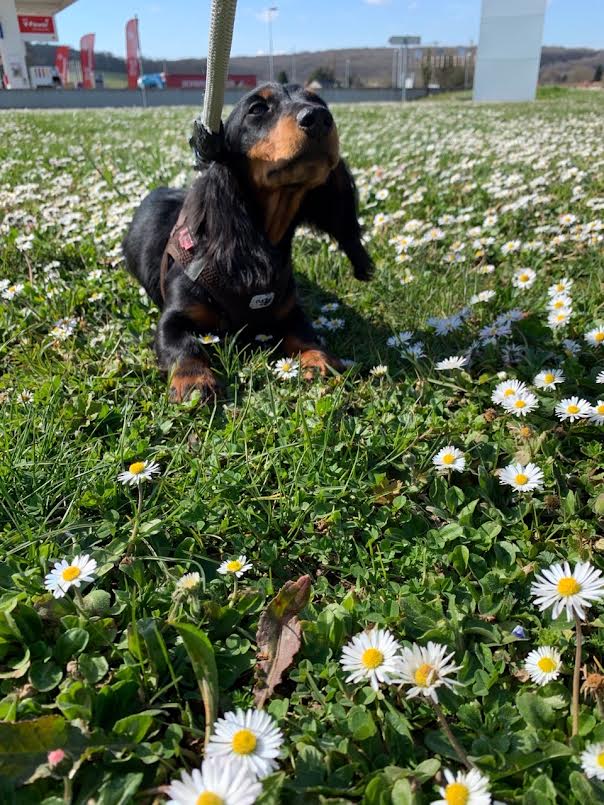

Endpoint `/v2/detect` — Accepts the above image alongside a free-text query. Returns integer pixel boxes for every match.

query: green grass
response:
[1,94,604,804]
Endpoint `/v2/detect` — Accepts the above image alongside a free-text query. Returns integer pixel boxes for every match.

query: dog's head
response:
[224,83,340,191]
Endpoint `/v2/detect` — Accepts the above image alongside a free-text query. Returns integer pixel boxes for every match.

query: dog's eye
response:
[248,101,269,116]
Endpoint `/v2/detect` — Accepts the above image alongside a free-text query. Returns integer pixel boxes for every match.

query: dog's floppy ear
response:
[299,159,374,281]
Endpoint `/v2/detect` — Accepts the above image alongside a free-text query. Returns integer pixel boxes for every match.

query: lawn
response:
[1,93,604,804]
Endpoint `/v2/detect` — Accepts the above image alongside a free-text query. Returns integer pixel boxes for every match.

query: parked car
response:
[137,73,165,89]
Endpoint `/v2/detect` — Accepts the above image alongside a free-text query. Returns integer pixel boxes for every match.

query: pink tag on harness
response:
[178,226,196,251]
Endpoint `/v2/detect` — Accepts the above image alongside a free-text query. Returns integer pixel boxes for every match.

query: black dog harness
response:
[160,210,293,326]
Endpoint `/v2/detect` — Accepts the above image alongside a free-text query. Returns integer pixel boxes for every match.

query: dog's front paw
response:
[169,359,219,403]
[300,349,343,380]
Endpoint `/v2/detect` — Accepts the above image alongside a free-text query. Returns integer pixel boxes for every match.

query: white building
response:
[473,0,547,102]
[0,0,76,88]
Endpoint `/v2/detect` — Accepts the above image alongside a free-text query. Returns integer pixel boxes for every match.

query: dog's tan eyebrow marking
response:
[256,87,275,100]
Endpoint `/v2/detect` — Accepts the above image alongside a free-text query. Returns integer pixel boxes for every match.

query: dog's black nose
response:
[296,106,333,137]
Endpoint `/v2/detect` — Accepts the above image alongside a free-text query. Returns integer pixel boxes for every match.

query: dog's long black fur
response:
[122,82,374,401]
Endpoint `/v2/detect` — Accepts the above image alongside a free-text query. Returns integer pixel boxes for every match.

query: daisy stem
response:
[231,578,239,602]
[572,615,583,737]
[73,587,85,613]
[127,484,145,554]
[433,700,475,771]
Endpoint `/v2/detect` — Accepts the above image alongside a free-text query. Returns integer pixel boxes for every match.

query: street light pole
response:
[267,6,278,82]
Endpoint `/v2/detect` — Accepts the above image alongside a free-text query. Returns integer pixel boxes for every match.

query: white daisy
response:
[217,556,252,578]
[555,397,592,422]
[530,561,604,621]
[589,401,604,425]
[548,278,573,296]
[498,462,544,493]
[117,460,161,486]
[501,391,539,417]
[176,572,202,592]
[491,379,528,406]
[435,355,468,371]
[432,768,492,805]
[199,334,220,345]
[166,757,262,805]
[547,309,573,329]
[501,239,521,255]
[512,268,536,289]
[562,338,581,357]
[585,326,604,347]
[547,294,572,313]
[432,446,466,474]
[1,283,24,300]
[470,290,496,305]
[205,708,283,779]
[44,554,97,599]
[398,641,461,703]
[580,742,604,781]
[321,302,340,313]
[524,646,562,686]
[272,358,298,380]
[596,371,604,384]
[340,628,403,691]
[370,364,388,377]
[533,369,564,390]
[254,333,273,343]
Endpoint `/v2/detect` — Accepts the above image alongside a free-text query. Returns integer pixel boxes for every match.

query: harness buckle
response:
[249,292,275,310]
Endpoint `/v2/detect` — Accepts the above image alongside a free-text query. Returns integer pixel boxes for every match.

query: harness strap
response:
[159,210,199,300]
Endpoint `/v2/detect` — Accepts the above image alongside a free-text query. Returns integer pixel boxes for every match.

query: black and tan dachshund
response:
[122,82,374,402]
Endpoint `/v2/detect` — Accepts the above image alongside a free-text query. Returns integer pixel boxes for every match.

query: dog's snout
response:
[296,106,333,137]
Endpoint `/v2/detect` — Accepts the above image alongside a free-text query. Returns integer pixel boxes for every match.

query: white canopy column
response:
[0,0,30,87]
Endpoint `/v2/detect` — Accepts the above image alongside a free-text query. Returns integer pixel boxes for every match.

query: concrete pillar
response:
[0,0,30,88]
[473,0,546,102]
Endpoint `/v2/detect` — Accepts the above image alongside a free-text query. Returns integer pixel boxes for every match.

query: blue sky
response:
[55,1,603,59]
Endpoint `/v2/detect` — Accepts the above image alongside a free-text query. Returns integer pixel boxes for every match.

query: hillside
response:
[25,43,604,87]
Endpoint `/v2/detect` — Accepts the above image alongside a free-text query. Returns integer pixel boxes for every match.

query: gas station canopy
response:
[1,0,77,87]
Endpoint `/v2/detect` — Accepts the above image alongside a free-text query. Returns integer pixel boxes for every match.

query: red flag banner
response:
[80,33,95,89]
[55,45,69,86]
[125,18,140,90]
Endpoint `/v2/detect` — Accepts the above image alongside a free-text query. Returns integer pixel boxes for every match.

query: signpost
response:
[389,35,420,101]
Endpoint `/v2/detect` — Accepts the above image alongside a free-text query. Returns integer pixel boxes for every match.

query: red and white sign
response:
[80,33,95,89]
[55,46,69,86]
[125,18,140,90]
[18,14,58,43]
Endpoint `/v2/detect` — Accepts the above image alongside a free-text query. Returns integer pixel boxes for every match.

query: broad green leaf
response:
[253,575,311,708]
[29,660,63,692]
[391,778,415,805]
[173,622,219,745]
[516,692,557,729]
[54,627,89,664]
[96,771,144,805]
[112,711,157,743]
[0,715,86,785]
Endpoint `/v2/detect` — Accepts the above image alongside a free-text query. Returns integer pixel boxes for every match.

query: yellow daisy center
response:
[231,729,257,755]
[557,577,580,596]
[537,657,557,673]
[514,399,526,409]
[226,560,243,573]
[181,578,197,589]
[196,793,223,805]
[361,647,384,669]
[594,332,604,342]
[597,752,604,768]
[61,565,81,582]
[553,300,564,309]
[555,284,564,292]
[504,388,515,397]
[444,782,469,805]
[567,404,579,414]
[414,662,435,687]
[544,373,555,383]
[442,453,455,465]
[128,461,146,475]
[519,273,530,282]
[281,362,292,371]
[597,405,604,415]
[515,473,528,485]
